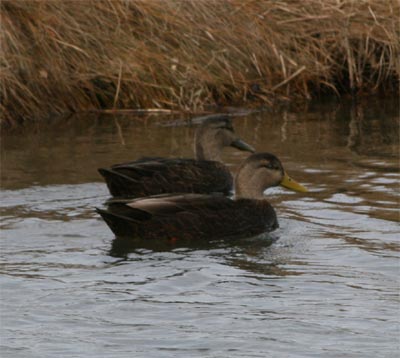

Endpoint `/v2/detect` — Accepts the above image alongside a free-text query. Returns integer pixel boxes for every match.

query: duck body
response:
[98,115,254,198]
[96,194,278,240]
[98,157,233,197]
[97,153,308,241]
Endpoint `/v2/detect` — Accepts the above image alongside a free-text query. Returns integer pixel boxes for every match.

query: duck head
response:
[194,115,255,161]
[234,152,307,199]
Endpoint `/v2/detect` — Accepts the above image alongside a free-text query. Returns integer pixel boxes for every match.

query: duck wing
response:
[96,194,278,240]
[98,158,233,197]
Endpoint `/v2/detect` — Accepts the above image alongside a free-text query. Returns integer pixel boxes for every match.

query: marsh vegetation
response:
[1,0,399,126]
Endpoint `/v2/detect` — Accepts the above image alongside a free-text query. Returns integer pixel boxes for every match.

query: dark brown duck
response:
[96,152,307,241]
[98,115,255,197]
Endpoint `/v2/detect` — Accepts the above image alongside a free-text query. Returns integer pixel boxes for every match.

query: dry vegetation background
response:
[1,0,399,126]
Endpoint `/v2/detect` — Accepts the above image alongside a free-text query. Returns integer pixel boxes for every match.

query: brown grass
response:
[1,0,399,126]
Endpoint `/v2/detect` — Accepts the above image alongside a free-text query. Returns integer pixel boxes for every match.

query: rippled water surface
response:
[1,99,399,357]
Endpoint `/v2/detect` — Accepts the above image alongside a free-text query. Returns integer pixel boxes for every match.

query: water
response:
[1,99,399,357]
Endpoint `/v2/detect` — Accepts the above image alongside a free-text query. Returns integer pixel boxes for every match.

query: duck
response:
[96,152,307,241]
[98,115,255,197]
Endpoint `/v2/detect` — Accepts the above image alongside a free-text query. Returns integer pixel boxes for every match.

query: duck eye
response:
[265,163,274,169]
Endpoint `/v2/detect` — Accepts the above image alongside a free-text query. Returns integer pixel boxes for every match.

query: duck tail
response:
[96,201,153,237]
[96,207,140,238]
[106,202,152,221]
[98,168,140,197]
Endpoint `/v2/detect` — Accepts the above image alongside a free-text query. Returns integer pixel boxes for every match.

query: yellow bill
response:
[280,172,307,193]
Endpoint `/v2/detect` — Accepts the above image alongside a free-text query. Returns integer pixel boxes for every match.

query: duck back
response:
[98,158,233,197]
[96,194,278,240]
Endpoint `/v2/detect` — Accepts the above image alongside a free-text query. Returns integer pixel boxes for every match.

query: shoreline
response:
[1,0,399,126]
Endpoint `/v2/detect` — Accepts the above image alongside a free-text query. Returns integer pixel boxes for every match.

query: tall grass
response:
[1,0,399,126]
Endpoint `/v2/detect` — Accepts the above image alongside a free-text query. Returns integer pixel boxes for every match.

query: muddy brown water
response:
[1,99,399,357]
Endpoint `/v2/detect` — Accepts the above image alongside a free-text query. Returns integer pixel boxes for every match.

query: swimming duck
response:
[98,115,255,197]
[96,152,307,240]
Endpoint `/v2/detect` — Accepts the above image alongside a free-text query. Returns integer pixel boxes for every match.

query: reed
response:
[1,0,399,126]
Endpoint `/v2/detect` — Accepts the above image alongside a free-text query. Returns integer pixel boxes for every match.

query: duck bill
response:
[280,172,307,193]
[230,138,255,153]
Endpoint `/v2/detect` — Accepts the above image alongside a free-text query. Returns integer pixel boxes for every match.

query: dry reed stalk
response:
[0,0,399,126]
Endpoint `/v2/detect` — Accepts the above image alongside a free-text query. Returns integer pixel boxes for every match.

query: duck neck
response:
[234,183,265,200]
[234,170,266,200]
[194,134,223,161]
